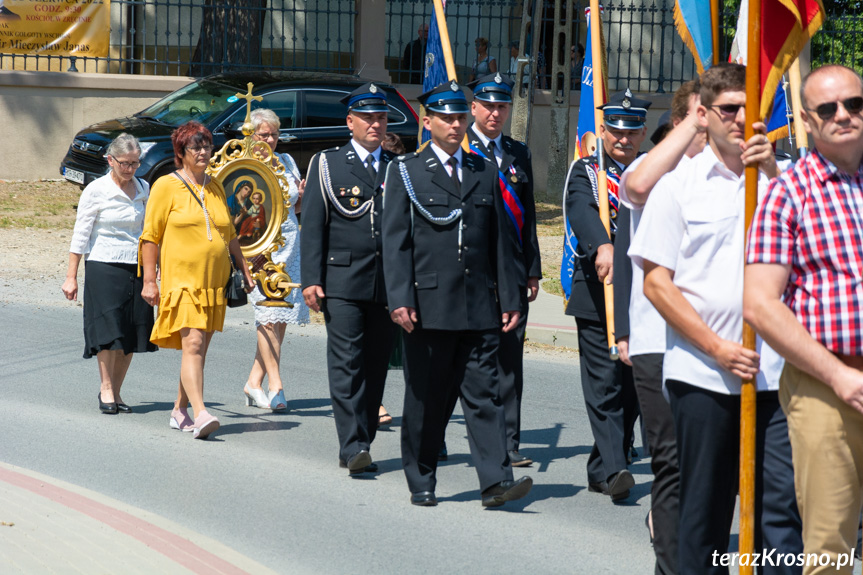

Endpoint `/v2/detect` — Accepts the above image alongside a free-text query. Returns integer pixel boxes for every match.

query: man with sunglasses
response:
[745,64,863,573]
[630,63,802,574]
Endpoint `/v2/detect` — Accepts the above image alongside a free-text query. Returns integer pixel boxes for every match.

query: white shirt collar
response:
[472,126,503,152]
[430,142,463,167]
[350,139,382,165]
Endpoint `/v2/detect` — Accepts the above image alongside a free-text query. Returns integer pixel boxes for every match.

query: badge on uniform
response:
[350,198,360,207]
[351,186,361,196]
[339,187,347,196]
[511,175,518,183]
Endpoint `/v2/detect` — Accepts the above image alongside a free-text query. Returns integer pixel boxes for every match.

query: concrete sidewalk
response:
[525,280,578,349]
[0,462,277,575]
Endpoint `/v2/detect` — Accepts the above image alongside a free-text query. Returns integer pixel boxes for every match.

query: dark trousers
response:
[575,317,639,484]
[498,297,529,451]
[667,380,802,575]
[401,328,512,494]
[631,354,678,575]
[322,297,397,462]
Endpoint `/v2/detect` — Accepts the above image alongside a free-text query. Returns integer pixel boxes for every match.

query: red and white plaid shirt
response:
[747,149,863,355]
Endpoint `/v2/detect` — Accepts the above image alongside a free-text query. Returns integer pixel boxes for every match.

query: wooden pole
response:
[710,0,721,66]
[788,58,809,157]
[588,0,617,360]
[432,0,456,80]
[428,0,469,151]
[740,0,761,572]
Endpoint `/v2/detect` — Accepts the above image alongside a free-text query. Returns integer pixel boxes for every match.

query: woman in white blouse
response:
[62,133,158,415]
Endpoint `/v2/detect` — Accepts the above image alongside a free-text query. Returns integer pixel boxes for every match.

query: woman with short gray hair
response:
[242,108,309,410]
[62,132,157,415]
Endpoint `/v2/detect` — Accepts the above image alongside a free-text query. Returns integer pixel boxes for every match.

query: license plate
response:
[64,167,85,184]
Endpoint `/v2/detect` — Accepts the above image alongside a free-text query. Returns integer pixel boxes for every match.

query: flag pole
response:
[788,57,809,158]
[710,0,720,66]
[740,0,761,572]
[432,0,456,80]
[588,0,617,360]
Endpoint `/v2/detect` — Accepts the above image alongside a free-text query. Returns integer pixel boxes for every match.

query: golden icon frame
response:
[206,83,299,307]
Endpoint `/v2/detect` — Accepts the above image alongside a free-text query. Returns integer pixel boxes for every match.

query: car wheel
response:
[147,164,175,187]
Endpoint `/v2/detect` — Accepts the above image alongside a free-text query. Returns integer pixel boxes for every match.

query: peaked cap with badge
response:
[419,80,469,114]
[467,72,514,103]
[340,82,389,113]
[598,88,652,130]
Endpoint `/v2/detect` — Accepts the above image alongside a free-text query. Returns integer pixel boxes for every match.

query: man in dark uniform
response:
[564,88,647,501]
[300,83,397,476]
[465,72,541,467]
[382,80,533,507]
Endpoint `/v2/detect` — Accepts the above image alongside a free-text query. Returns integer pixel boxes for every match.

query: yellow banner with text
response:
[0,0,110,57]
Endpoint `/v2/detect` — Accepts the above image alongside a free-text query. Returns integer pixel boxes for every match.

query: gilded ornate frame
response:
[206,83,299,306]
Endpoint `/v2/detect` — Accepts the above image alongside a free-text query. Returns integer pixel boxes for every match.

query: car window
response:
[303,88,408,129]
[303,90,349,128]
[224,90,299,129]
[137,80,241,126]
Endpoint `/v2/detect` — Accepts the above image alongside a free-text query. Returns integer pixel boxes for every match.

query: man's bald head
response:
[801,64,863,109]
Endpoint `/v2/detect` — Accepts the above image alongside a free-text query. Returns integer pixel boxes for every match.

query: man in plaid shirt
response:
[744,64,863,574]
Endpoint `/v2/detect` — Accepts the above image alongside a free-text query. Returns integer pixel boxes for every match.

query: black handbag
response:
[177,171,248,308]
[224,255,248,308]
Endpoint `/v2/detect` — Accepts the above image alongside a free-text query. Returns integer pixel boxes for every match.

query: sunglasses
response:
[709,103,745,117]
[807,96,863,120]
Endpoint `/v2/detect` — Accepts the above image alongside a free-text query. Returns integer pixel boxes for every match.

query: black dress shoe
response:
[98,392,118,414]
[346,450,372,475]
[508,450,533,467]
[338,460,378,473]
[116,402,132,414]
[588,470,634,502]
[481,476,533,507]
[606,470,635,501]
[410,491,437,506]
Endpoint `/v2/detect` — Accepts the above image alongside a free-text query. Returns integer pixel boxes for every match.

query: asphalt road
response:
[0,300,660,574]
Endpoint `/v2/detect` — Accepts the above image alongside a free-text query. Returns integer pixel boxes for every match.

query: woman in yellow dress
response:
[140,121,254,440]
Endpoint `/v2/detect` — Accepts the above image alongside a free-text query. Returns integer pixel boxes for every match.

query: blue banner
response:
[421,3,448,144]
[576,6,597,160]
[674,0,714,74]
[562,6,597,303]
[765,80,790,142]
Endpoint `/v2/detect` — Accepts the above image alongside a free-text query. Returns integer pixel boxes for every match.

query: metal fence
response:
[384,0,702,92]
[2,0,860,92]
[0,0,357,75]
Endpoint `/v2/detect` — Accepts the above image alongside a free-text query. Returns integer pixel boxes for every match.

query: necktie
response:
[448,157,460,193]
[366,156,376,180]
[488,139,501,167]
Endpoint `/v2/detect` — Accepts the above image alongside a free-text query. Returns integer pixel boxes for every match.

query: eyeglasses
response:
[710,103,745,117]
[110,158,140,170]
[187,145,214,153]
[255,132,279,139]
[806,96,863,120]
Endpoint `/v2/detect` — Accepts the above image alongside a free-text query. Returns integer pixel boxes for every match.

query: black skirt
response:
[82,260,158,359]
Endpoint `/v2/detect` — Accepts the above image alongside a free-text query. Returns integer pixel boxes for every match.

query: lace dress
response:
[248,153,310,326]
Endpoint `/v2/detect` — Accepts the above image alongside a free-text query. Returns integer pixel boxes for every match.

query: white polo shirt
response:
[628,145,782,395]
[618,154,688,357]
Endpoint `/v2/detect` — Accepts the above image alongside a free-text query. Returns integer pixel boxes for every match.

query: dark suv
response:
[60,71,419,187]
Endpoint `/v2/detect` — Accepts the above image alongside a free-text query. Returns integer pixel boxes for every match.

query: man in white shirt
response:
[617,78,704,575]
[629,63,802,574]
